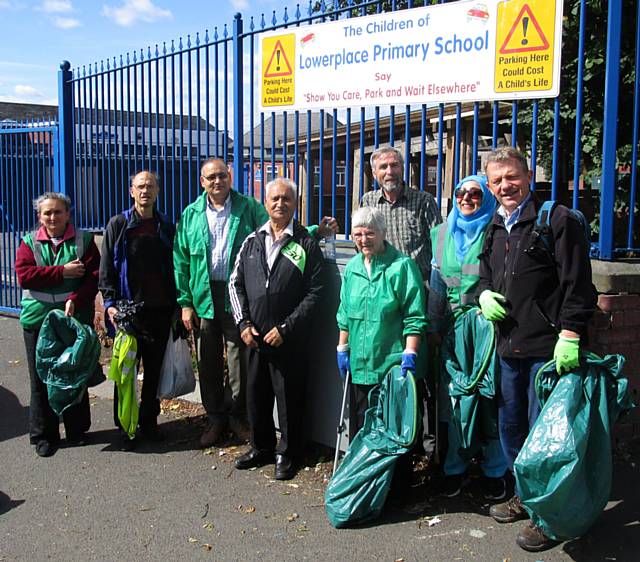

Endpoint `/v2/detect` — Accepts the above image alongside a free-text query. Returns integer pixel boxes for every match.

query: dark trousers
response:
[113,306,172,430]
[349,383,376,438]
[245,346,307,457]
[24,328,91,443]
[498,356,545,473]
[197,281,246,424]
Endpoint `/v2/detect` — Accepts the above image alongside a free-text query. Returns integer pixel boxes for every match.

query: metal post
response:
[232,13,244,194]
[57,60,73,196]
[599,0,623,260]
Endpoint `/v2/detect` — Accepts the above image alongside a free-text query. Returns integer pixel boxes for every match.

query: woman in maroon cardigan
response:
[15,192,100,457]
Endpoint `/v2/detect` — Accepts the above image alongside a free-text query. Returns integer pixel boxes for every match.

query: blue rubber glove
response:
[553,335,580,374]
[400,351,417,377]
[336,350,350,380]
[479,290,508,321]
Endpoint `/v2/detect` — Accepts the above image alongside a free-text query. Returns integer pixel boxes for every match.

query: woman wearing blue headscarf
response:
[428,174,507,499]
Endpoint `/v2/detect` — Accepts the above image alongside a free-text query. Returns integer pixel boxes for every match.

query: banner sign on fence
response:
[259,0,563,110]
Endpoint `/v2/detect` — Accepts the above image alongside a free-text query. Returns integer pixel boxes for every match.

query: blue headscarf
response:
[447,174,496,262]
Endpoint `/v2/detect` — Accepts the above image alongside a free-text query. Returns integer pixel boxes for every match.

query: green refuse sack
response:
[514,353,634,541]
[35,309,101,416]
[107,331,139,439]
[325,367,418,528]
[441,306,499,457]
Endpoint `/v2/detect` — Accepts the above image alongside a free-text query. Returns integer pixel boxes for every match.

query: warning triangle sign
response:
[264,40,293,78]
[500,4,549,54]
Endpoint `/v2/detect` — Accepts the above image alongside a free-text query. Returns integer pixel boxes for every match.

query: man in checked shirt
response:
[361,146,442,285]
[360,145,442,467]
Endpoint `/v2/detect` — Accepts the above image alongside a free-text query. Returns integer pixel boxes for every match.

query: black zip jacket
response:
[478,195,597,359]
[229,220,324,347]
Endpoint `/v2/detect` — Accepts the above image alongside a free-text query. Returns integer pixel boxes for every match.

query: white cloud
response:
[101,0,172,27]
[53,15,80,28]
[39,0,73,13]
[14,84,45,98]
[230,0,249,9]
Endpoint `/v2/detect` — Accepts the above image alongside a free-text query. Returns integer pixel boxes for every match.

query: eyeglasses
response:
[454,187,483,201]
[202,172,229,182]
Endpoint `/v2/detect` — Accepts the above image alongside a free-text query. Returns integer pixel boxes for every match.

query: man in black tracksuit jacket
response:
[229,177,324,480]
[477,148,597,552]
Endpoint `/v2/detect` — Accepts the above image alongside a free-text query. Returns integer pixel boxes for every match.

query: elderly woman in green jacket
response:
[336,207,428,435]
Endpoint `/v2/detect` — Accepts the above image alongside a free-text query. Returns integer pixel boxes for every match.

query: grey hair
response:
[33,192,71,212]
[485,147,529,174]
[265,177,298,199]
[130,170,160,185]
[351,207,387,237]
[370,146,404,171]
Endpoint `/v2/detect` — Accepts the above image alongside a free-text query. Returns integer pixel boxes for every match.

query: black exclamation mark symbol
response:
[522,16,529,45]
[276,50,281,71]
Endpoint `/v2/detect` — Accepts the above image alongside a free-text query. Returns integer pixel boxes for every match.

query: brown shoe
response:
[199,421,226,448]
[489,494,529,523]
[229,417,251,442]
[516,521,557,552]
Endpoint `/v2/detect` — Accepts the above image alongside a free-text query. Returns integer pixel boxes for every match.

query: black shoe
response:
[482,476,507,501]
[35,440,57,458]
[442,474,467,498]
[274,454,296,480]
[235,448,274,470]
[66,432,88,447]
[140,425,166,442]
[120,432,137,451]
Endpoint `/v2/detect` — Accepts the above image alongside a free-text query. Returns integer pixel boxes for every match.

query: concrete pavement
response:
[1,313,638,561]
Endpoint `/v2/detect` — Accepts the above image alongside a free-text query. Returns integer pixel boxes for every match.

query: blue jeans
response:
[498,356,546,474]
[444,420,507,478]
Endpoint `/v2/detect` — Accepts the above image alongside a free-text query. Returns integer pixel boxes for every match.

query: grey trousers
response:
[197,281,246,424]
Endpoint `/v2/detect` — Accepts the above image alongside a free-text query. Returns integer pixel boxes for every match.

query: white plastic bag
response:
[157,335,196,399]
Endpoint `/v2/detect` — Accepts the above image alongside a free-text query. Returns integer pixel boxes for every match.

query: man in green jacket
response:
[174,158,337,448]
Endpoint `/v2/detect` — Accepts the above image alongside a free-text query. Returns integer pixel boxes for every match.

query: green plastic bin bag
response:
[325,367,418,528]
[35,309,101,416]
[108,330,139,439]
[514,353,634,541]
[441,306,499,456]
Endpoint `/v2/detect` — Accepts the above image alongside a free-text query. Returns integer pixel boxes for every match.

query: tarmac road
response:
[0,314,638,561]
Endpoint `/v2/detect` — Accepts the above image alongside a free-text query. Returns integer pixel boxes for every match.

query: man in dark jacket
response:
[229,178,324,480]
[99,171,176,449]
[478,147,597,552]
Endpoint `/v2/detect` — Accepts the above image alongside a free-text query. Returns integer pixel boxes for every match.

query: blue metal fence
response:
[0,117,58,313]
[0,0,638,314]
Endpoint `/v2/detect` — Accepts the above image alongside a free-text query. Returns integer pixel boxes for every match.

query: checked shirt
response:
[361,184,442,281]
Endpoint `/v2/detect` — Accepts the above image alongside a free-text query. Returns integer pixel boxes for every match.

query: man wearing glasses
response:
[174,158,337,448]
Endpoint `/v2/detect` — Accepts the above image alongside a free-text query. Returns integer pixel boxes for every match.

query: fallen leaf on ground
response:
[245,506,256,513]
[188,537,198,544]
[202,522,214,530]
[287,483,299,489]
[297,524,309,532]
[287,513,299,522]
[202,544,213,551]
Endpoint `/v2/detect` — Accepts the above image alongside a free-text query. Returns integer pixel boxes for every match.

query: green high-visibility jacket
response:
[173,190,268,319]
[20,229,93,330]
[174,189,320,320]
[108,331,139,439]
[337,242,428,385]
[428,224,486,333]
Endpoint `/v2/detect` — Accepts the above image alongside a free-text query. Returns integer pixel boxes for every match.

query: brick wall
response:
[588,293,640,440]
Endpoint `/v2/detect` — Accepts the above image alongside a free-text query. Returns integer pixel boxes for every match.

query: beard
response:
[381,180,401,192]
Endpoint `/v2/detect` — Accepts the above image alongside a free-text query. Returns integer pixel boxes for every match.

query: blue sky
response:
[0,0,302,105]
